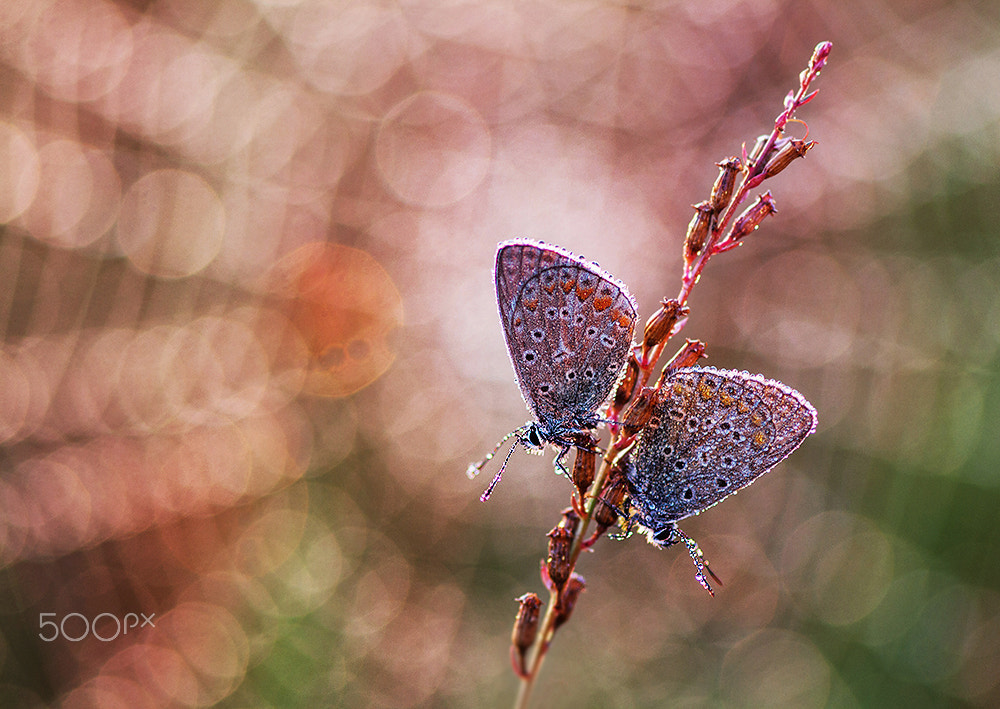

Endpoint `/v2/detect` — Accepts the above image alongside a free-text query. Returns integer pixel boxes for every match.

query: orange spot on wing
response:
[576,284,596,301]
[752,430,768,447]
[593,295,613,311]
[523,298,538,311]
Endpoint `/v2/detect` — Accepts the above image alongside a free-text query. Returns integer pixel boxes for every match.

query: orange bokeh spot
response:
[271,243,403,398]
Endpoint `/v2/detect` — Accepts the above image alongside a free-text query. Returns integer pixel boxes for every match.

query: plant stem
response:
[513,442,621,709]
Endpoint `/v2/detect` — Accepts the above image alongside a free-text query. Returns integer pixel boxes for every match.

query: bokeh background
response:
[1,1,998,707]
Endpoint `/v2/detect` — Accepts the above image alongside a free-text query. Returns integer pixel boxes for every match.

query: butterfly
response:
[624,366,817,592]
[468,240,638,500]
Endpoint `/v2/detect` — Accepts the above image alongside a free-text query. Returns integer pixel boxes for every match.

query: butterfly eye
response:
[531,329,545,341]
[523,350,536,363]
[673,459,687,471]
[582,367,595,380]
[685,417,700,432]
[682,487,694,500]
[716,478,730,488]
[719,421,732,431]
[586,326,598,336]
[600,334,616,348]
[731,430,744,443]
[565,369,577,381]
[662,444,675,456]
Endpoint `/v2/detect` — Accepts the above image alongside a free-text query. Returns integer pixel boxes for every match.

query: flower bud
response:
[810,41,832,75]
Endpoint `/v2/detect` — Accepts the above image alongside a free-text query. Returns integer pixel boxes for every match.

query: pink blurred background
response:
[2,1,1000,707]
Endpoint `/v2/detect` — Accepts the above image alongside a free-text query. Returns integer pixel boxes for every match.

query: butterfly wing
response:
[626,367,817,525]
[495,240,637,434]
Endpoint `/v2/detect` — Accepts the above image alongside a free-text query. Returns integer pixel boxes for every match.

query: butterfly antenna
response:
[479,437,521,502]
[466,428,523,480]
[673,527,722,596]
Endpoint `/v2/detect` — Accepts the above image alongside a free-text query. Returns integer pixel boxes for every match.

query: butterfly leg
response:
[552,444,572,478]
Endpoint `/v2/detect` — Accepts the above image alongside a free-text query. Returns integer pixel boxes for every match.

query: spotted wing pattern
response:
[495,240,637,439]
[625,367,817,527]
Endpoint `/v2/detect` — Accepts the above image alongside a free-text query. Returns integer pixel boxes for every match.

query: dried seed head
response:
[546,525,575,590]
[747,134,773,168]
[570,435,598,501]
[612,353,641,412]
[683,200,715,264]
[593,473,628,533]
[559,506,581,536]
[709,157,743,213]
[656,340,708,388]
[553,573,585,630]
[621,387,656,438]
[510,593,543,678]
[511,593,543,650]
[663,339,707,374]
[761,139,814,180]
[642,299,688,353]
[729,191,777,242]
